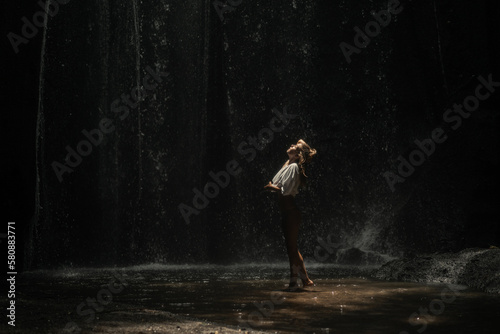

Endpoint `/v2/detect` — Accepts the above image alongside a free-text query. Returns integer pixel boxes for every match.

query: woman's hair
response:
[296,139,317,186]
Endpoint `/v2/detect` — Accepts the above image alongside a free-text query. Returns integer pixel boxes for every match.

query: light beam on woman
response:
[264,139,317,290]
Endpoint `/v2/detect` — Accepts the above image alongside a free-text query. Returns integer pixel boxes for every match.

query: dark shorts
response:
[277,194,299,214]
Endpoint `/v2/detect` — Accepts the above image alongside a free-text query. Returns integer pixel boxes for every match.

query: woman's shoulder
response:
[286,162,299,172]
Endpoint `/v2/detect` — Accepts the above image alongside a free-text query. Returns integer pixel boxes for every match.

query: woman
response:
[264,139,317,289]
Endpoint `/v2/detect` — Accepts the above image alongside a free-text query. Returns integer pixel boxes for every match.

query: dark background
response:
[2,0,499,270]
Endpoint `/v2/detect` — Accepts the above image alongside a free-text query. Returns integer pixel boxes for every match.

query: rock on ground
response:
[371,248,500,294]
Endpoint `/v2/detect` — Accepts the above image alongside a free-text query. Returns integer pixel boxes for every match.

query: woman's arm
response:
[264,181,281,192]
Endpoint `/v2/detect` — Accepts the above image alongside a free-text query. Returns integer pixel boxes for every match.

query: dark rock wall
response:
[3,0,498,269]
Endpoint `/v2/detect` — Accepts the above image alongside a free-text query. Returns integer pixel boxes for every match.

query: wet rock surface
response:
[372,248,500,294]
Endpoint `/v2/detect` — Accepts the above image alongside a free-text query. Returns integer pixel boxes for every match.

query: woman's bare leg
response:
[281,209,314,287]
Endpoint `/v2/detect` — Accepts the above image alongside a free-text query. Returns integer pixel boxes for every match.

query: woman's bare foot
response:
[286,276,300,291]
[302,278,315,287]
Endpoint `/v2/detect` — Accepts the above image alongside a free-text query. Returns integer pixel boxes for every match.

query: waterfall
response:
[22,0,491,269]
[28,0,52,271]
[131,0,143,202]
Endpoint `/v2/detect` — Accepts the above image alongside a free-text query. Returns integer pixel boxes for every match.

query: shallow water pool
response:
[9,263,500,333]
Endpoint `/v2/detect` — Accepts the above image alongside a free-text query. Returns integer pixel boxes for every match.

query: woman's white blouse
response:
[272,162,301,196]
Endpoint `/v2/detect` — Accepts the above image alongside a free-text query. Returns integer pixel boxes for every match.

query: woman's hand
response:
[264,182,281,192]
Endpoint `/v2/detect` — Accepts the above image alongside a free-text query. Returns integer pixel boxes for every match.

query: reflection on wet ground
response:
[10,263,500,333]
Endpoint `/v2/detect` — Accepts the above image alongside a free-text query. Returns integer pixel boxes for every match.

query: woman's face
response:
[287,142,303,156]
